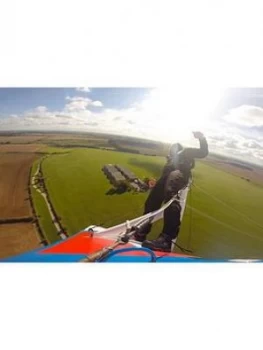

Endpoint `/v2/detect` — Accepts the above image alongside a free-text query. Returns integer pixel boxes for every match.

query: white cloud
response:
[2,87,223,146]
[23,106,54,119]
[35,106,48,113]
[223,105,263,127]
[65,97,92,112]
[76,87,91,93]
[1,89,263,165]
[242,140,263,150]
[64,96,103,110]
[208,130,263,164]
[0,102,95,129]
[66,97,90,102]
[91,100,103,107]
[224,140,238,149]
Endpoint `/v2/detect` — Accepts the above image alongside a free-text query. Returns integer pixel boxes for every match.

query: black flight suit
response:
[143,137,209,241]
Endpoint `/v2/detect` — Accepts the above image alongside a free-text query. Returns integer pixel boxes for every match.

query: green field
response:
[42,148,159,234]
[40,147,263,259]
[178,163,263,259]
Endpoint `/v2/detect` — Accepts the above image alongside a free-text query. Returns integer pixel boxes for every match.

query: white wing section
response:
[85,183,191,244]
[171,183,190,250]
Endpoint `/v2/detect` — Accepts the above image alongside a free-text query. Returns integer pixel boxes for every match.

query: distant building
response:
[102,164,149,192]
[115,165,137,181]
[102,164,126,187]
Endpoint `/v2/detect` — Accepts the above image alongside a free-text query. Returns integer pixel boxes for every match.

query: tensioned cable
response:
[186,205,263,243]
[187,181,193,250]
[193,183,263,230]
[99,203,145,227]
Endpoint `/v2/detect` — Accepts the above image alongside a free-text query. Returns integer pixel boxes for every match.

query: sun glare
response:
[141,86,224,143]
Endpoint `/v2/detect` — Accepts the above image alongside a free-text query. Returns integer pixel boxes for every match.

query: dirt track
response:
[0,153,38,218]
[0,223,39,259]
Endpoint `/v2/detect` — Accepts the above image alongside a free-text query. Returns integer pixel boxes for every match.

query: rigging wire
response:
[174,242,193,254]
[186,205,263,243]
[98,203,145,227]
[193,183,263,231]
[187,177,193,250]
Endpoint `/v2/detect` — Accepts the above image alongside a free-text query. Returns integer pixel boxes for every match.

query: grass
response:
[178,162,263,259]
[42,148,159,235]
[40,147,263,259]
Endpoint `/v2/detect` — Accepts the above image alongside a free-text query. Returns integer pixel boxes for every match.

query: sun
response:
[138,86,224,143]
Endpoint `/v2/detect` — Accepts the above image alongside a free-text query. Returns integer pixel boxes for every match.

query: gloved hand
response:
[193,131,205,139]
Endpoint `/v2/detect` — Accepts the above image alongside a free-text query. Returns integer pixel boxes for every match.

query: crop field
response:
[0,151,41,259]
[0,153,38,218]
[0,134,45,144]
[0,132,170,259]
[0,144,45,153]
[0,133,99,144]
[42,147,263,259]
[0,223,39,259]
[1,132,262,260]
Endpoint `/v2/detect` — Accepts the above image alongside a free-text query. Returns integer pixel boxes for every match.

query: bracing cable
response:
[174,242,193,254]
[187,183,193,250]
[187,205,263,243]
[101,203,145,227]
[193,183,263,231]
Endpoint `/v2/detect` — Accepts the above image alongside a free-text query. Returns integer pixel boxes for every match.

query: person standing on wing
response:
[134,131,209,252]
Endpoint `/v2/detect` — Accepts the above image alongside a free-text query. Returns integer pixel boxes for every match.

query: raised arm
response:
[184,132,209,159]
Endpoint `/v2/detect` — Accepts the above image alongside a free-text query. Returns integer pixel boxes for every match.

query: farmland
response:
[203,156,263,187]
[0,153,38,218]
[1,131,263,260]
[0,144,45,153]
[1,131,164,259]
[0,131,168,156]
[0,223,39,259]
[42,149,155,235]
[0,149,41,259]
[42,147,263,259]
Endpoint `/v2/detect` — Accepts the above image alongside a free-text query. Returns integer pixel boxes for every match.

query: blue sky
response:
[0,87,150,115]
[0,87,263,165]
